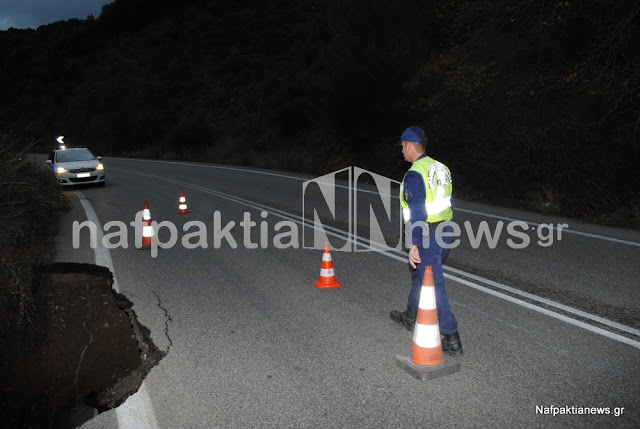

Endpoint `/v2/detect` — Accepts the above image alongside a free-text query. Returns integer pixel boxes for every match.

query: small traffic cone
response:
[141,200,155,247]
[177,191,190,214]
[396,266,460,379]
[314,242,342,289]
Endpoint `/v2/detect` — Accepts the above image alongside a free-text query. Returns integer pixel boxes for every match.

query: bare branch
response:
[0,208,36,219]
[0,182,33,187]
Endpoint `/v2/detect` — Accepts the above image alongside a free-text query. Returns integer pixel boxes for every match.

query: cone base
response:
[395,353,460,380]
[314,279,342,289]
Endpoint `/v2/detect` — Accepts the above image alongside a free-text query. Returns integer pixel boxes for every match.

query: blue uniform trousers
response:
[408,223,458,335]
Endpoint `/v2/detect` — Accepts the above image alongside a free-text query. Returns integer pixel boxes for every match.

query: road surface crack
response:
[151,290,173,355]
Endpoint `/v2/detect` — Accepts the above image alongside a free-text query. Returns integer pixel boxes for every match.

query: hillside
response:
[1,0,638,227]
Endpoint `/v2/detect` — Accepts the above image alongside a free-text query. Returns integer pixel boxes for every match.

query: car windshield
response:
[56,150,95,163]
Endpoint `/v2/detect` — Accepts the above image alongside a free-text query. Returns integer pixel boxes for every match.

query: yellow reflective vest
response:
[399,156,453,223]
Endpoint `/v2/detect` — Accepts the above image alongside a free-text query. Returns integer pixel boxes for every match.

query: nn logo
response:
[302,167,403,252]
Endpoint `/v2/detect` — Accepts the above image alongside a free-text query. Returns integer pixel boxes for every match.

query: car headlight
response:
[56,166,67,174]
[96,163,104,170]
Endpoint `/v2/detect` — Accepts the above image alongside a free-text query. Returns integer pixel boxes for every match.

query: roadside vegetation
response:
[0,0,638,228]
[1,135,160,429]
[0,133,69,339]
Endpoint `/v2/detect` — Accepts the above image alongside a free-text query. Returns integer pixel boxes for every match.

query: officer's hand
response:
[408,245,421,269]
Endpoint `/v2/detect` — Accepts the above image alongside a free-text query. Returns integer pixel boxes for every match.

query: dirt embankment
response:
[1,263,164,429]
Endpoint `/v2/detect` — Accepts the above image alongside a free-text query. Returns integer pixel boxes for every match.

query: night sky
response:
[0,0,112,30]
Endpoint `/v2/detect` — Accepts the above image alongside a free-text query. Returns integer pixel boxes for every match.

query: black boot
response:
[442,331,463,356]
[390,306,417,330]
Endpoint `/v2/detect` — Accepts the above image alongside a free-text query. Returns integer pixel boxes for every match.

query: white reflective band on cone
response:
[179,204,187,209]
[320,268,335,277]
[143,226,154,237]
[322,253,332,261]
[179,197,186,203]
[143,209,151,220]
[418,286,437,310]
[413,323,441,349]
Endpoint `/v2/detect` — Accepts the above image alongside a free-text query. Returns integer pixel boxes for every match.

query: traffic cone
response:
[314,242,342,289]
[396,266,460,379]
[141,200,155,247]
[177,191,190,214]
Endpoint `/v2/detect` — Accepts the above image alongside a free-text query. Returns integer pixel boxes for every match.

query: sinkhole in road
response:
[2,263,165,429]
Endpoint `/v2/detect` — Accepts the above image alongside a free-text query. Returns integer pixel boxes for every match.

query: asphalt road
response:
[38,155,640,428]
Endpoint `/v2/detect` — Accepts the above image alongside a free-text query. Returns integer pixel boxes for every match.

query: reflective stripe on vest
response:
[401,198,452,222]
[400,156,453,223]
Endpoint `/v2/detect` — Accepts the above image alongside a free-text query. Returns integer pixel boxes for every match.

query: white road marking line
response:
[75,191,160,429]
[446,274,640,349]
[109,170,640,350]
[443,266,640,337]
[112,158,306,181]
[113,382,160,429]
[453,208,640,247]
[110,160,640,247]
[75,191,120,292]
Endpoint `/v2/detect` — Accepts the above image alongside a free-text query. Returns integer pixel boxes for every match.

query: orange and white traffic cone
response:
[396,266,460,379]
[314,242,342,289]
[141,200,155,247]
[177,191,190,214]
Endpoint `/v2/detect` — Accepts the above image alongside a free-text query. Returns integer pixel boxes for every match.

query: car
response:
[46,147,106,186]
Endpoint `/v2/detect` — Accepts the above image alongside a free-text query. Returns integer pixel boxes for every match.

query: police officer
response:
[390,126,463,356]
